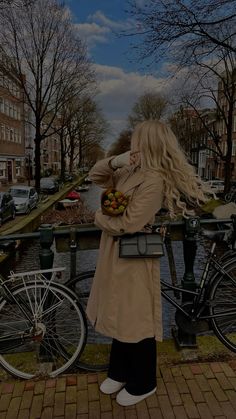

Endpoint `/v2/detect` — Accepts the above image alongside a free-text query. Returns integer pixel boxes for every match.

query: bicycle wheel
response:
[209,262,236,352]
[0,280,87,379]
[224,192,233,203]
[65,270,110,371]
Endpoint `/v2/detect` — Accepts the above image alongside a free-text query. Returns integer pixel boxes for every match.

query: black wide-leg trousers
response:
[107,337,157,395]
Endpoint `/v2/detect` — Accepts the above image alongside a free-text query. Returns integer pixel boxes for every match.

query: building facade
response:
[215,76,236,180]
[0,49,25,186]
[40,120,61,176]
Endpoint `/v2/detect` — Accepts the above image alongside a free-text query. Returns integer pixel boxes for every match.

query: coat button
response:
[120,229,125,233]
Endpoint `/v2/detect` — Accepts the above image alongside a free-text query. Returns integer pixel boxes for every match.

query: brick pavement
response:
[1,361,236,418]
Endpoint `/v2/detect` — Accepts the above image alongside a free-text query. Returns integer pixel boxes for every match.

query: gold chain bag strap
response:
[119,225,166,258]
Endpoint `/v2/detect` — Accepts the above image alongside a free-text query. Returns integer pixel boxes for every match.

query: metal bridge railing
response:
[0,216,235,349]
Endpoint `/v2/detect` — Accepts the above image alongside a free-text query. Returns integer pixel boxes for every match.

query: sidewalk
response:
[1,360,236,419]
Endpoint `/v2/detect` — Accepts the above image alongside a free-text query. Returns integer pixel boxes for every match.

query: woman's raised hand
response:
[110,151,131,169]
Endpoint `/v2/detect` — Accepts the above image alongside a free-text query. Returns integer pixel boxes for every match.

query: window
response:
[1,125,5,141]
[13,105,17,119]
[0,97,3,113]
[5,126,10,141]
[232,140,236,156]
[4,100,9,116]
[234,115,236,132]
[14,128,18,143]
[10,128,13,142]
[9,102,13,118]
[15,161,21,177]
[0,162,6,178]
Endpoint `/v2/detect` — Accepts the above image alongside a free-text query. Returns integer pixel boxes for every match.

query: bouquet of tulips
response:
[101,188,129,216]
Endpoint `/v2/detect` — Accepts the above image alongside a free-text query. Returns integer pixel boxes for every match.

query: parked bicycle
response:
[0,219,236,379]
[66,223,236,355]
[224,185,236,203]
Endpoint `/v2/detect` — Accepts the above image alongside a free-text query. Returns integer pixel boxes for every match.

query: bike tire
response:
[0,281,87,379]
[224,193,233,203]
[65,270,110,372]
[209,261,236,353]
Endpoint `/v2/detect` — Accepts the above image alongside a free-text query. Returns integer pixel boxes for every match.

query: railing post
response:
[69,227,77,281]
[175,216,200,347]
[39,224,54,279]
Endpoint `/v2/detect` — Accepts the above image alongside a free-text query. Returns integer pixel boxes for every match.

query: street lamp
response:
[26,145,33,186]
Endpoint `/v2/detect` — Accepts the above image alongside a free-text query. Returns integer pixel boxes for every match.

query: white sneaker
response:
[116,387,157,406]
[100,378,126,394]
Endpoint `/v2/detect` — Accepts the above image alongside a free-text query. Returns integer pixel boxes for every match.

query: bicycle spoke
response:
[0,281,86,379]
[210,266,236,353]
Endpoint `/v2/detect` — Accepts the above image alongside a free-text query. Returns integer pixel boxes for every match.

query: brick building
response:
[0,49,26,186]
[40,119,61,176]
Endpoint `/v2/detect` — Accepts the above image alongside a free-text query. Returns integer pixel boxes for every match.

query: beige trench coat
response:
[86,157,164,343]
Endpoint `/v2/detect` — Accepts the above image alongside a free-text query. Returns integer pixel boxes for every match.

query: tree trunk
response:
[34,125,42,191]
[60,135,66,180]
[69,137,75,172]
[224,106,234,193]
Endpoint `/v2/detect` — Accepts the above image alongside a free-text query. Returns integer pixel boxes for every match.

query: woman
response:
[86,120,211,406]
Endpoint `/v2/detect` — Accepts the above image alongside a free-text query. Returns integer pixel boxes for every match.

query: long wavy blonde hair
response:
[131,120,213,218]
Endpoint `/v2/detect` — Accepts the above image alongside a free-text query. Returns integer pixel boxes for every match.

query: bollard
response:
[69,227,77,281]
[175,217,200,347]
[39,224,54,279]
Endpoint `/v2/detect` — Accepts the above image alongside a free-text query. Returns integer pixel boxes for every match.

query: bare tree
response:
[128,92,168,128]
[127,0,236,67]
[107,129,132,156]
[0,0,94,189]
[170,49,236,191]
[59,96,108,173]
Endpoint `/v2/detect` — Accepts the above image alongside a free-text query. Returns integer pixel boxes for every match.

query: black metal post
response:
[39,224,54,277]
[69,227,77,281]
[175,217,200,348]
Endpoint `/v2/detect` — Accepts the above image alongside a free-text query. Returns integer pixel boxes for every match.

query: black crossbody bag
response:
[119,231,164,259]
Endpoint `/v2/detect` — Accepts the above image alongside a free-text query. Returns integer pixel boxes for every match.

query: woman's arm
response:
[88,157,116,189]
[89,152,130,189]
[94,177,163,236]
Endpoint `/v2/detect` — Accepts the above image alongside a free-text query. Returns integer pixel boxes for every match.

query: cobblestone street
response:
[1,361,236,419]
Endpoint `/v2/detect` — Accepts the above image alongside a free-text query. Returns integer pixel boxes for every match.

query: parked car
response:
[84,176,92,184]
[8,185,39,214]
[40,177,59,194]
[206,180,224,194]
[0,192,16,226]
[64,172,75,182]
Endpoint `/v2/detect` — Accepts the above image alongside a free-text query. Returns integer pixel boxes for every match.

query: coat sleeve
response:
[89,157,119,189]
[94,177,163,236]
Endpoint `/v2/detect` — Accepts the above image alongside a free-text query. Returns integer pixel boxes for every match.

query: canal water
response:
[2,183,208,339]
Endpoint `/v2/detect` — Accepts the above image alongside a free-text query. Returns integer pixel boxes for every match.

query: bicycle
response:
[65,223,236,358]
[224,189,236,203]
[0,267,87,379]
[164,226,236,351]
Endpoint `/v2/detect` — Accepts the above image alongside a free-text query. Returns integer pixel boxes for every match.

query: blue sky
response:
[65,0,169,148]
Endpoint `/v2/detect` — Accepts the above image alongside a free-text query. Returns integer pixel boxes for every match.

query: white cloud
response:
[89,10,133,31]
[75,22,110,46]
[75,10,134,49]
[93,64,169,148]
